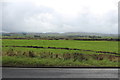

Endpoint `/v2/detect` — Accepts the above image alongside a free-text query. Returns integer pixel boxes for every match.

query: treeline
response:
[2,33,119,41]
[2,37,119,41]
[73,38,120,41]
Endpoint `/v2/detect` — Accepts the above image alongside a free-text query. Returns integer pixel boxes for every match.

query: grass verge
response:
[2,56,118,67]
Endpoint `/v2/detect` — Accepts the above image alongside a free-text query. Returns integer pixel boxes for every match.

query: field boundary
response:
[1,38,120,41]
[3,45,119,55]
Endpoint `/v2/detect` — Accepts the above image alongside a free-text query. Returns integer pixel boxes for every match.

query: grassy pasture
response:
[2,39,119,67]
[2,39,118,53]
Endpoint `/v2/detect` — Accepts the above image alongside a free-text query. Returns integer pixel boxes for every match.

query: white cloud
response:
[2,0,119,34]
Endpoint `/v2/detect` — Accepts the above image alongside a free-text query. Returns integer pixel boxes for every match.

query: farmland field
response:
[2,39,118,53]
[2,39,119,67]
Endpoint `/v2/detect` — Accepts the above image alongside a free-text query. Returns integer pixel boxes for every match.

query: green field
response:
[2,39,119,67]
[2,39,118,53]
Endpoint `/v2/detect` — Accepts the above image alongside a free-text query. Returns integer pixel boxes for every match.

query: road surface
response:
[2,68,119,78]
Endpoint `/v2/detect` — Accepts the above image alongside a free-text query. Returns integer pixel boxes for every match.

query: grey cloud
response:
[2,2,118,34]
[2,2,55,32]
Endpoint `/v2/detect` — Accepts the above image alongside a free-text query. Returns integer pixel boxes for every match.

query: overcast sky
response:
[1,0,119,34]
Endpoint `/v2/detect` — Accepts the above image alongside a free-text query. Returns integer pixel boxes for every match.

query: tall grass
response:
[2,56,118,67]
[3,48,119,63]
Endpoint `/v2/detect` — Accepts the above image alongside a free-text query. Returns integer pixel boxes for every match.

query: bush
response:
[28,51,36,57]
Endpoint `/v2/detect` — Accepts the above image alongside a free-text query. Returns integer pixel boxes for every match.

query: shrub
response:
[28,51,36,57]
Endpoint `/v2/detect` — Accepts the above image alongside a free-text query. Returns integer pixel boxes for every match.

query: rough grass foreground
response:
[2,56,118,67]
[2,49,119,67]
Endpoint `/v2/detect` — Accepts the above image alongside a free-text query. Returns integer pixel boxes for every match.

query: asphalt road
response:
[2,68,119,78]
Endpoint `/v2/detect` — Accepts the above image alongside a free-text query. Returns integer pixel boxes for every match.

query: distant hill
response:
[2,32,118,37]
